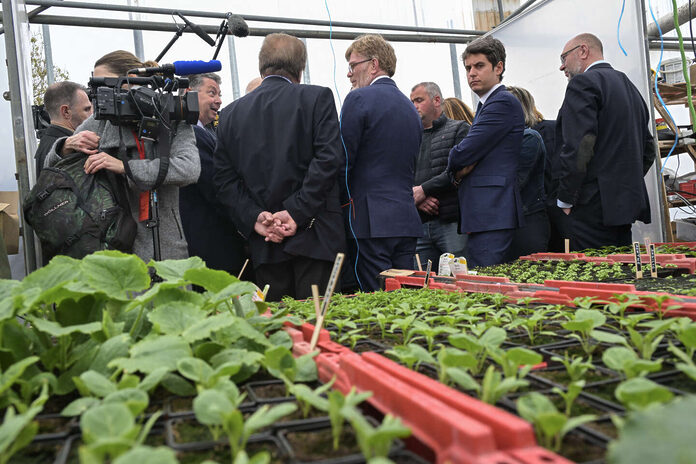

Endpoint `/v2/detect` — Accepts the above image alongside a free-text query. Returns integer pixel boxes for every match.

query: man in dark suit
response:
[214,33,345,301]
[35,81,92,177]
[340,34,423,291]
[179,73,248,278]
[447,36,525,268]
[551,33,655,250]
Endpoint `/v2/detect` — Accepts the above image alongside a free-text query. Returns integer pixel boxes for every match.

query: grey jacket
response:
[46,115,200,261]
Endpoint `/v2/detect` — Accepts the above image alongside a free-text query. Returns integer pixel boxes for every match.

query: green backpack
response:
[24,152,137,260]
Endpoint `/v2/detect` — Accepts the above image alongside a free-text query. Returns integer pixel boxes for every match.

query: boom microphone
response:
[130,60,222,76]
[229,14,249,38]
[175,12,216,46]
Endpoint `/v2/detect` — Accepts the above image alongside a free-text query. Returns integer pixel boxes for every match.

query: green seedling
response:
[506,308,556,345]
[614,377,673,411]
[448,326,506,375]
[386,344,435,371]
[330,318,357,337]
[488,347,542,380]
[560,309,607,355]
[668,342,696,382]
[448,365,528,405]
[78,401,162,463]
[340,406,411,460]
[551,354,595,383]
[605,293,643,319]
[408,321,457,351]
[111,446,179,464]
[602,347,662,379]
[0,383,48,464]
[262,345,318,394]
[436,347,477,385]
[389,315,418,344]
[517,391,596,451]
[671,317,696,359]
[291,377,335,418]
[194,388,296,463]
[338,328,367,350]
[552,380,586,416]
[327,388,372,450]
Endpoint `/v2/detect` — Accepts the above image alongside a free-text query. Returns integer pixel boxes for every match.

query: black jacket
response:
[552,63,655,226]
[179,124,247,275]
[213,77,346,266]
[35,124,72,177]
[415,114,469,222]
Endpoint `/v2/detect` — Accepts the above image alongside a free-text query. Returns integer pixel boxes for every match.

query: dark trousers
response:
[467,228,515,268]
[510,209,550,259]
[255,256,333,302]
[353,237,417,292]
[548,193,632,252]
[547,203,566,252]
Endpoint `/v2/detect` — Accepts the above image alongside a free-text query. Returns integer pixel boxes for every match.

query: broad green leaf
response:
[208,282,259,305]
[112,446,178,464]
[447,367,480,391]
[505,347,542,367]
[438,347,477,370]
[193,389,234,425]
[103,388,149,416]
[561,414,597,436]
[268,330,293,350]
[177,357,214,384]
[81,251,150,299]
[0,356,39,396]
[138,367,169,393]
[109,335,192,374]
[20,255,80,294]
[602,347,636,371]
[480,326,506,349]
[590,330,627,345]
[148,256,206,282]
[124,281,194,313]
[147,302,207,336]
[295,352,319,382]
[79,370,117,397]
[608,396,696,464]
[615,378,673,410]
[161,373,196,396]
[244,402,297,435]
[88,334,132,375]
[80,402,135,443]
[211,316,269,348]
[28,318,102,337]
[61,397,100,416]
[182,313,237,344]
[184,267,239,293]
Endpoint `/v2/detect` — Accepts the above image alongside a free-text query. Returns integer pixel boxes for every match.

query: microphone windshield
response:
[173,60,222,75]
[230,15,249,38]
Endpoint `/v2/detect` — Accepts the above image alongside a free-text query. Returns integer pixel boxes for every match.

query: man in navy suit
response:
[179,73,248,278]
[447,36,525,268]
[341,34,423,291]
[551,33,655,250]
[214,34,345,301]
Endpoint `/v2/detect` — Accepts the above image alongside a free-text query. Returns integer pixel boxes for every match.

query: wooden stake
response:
[311,285,321,321]
[237,259,249,280]
[309,253,345,351]
[564,239,570,254]
[633,241,643,279]
[415,253,423,272]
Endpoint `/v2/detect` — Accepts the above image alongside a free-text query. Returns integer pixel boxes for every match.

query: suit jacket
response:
[448,85,525,233]
[213,76,346,266]
[340,77,423,239]
[553,63,655,226]
[179,124,246,274]
[35,124,72,177]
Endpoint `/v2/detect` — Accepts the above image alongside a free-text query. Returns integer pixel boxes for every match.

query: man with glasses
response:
[550,33,655,250]
[179,73,248,277]
[340,34,423,291]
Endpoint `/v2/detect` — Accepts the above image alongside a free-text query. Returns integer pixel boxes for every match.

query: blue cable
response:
[649,0,679,173]
[617,0,628,56]
[324,0,364,291]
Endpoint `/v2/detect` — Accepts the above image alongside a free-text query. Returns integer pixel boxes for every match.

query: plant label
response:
[649,243,658,278]
[438,253,454,276]
[424,259,432,288]
[450,257,468,275]
[564,239,570,254]
[633,241,643,279]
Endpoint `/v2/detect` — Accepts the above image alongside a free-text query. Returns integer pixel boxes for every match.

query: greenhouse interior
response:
[3,0,696,463]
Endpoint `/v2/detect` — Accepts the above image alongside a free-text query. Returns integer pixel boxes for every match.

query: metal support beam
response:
[496,0,505,22]
[2,0,39,273]
[25,0,484,37]
[300,37,310,85]
[647,1,696,38]
[23,14,478,44]
[227,36,240,101]
[499,0,537,27]
[41,24,54,85]
[0,5,48,34]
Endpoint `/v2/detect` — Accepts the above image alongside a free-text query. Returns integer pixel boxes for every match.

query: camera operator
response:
[44,50,200,262]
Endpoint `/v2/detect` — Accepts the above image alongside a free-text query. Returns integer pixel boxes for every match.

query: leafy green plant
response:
[602,347,662,379]
[517,392,595,451]
[291,378,335,418]
[552,380,586,416]
[262,346,318,394]
[560,309,607,355]
[667,342,696,382]
[488,347,542,380]
[340,407,411,460]
[408,321,457,351]
[386,344,435,371]
[448,326,506,375]
[435,347,476,386]
[551,354,594,383]
[194,388,296,462]
[0,383,48,464]
[327,388,372,450]
[614,377,673,411]
[505,308,556,345]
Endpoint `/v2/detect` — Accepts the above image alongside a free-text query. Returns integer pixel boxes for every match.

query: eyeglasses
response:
[348,58,372,73]
[560,45,582,65]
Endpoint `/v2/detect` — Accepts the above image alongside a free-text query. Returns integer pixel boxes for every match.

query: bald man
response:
[549,33,655,250]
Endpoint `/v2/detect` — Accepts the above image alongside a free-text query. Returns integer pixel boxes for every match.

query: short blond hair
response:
[345,34,396,77]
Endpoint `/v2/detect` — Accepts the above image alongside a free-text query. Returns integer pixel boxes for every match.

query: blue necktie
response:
[474,101,483,123]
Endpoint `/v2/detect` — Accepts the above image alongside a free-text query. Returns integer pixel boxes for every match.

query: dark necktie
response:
[474,101,483,123]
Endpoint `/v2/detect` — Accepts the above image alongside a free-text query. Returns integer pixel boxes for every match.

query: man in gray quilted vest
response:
[410,82,470,267]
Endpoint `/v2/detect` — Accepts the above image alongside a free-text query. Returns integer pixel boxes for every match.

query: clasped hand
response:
[254,210,297,243]
[62,130,125,175]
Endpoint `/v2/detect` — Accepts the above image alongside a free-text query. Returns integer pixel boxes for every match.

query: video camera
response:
[87,74,198,140]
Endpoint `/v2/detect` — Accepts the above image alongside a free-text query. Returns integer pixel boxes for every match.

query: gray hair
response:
[188,73,222,90]
[411,82,442,100]
[44,81,87,121]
